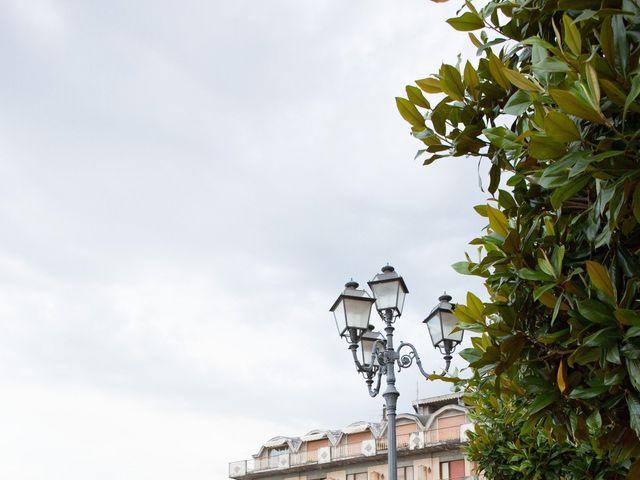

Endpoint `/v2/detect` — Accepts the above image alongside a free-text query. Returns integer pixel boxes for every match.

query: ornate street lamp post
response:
[330,265,463,480]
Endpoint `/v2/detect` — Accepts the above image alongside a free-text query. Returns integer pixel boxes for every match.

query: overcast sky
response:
[0,1,489,479]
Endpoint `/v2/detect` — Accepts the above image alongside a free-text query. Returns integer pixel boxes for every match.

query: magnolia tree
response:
[396,0,640,477]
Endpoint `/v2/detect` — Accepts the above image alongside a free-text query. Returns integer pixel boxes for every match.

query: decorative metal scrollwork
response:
[396,342,433,378]
[398,349,415,370]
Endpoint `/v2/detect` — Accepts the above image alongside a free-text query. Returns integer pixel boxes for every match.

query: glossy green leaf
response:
[551,245,565,275]
[568,385,609,399]
[395,97,425,128]
[583,327,618,347]
[612,14,628,75]
[463,61,480,99]
[550,89,607,124]
[430,100,449,135]
[459,347,482,364]
[625,325,640,339]
[550,175,591,209]
[503,68,540,92]
[522,36,554,49]
[529,135,566,160]
[624,75,640,120]
[488,53,510,90]
[498,189,517,210]
[440,64,465,101]
[586,260,616,299]
[538,255,557,278]
[626,358,640,391]
[538,152,580,189]
[427,373,461,383]
[484,127,521,151]
[574,9,597,22]
[576,298,615,324]
[488,164,500,195]
[473,204,488,217]
[454,303,479,323]
[587,410,602,432]
[468,31,482,48]
[622,342,640,360]
[563,14,581,55]
[626,394,640,438]
[517,268,554,281]
[452,261,472,275]
[601,17,614,65]
[466,291,484,318]
[415,77,442,93]
[616,309,640,327]
[544,111,581,142]
[601,78,627,107]
[534,283,556,301]
[406,85,429,108]
[446,12,485,31]
[532,57,570,74]
[413,129,440,146]
[529,390,559,414]
[504,90,531,115]
[584,62,600,106]
[569,346,601,366]
[486,205,509,237]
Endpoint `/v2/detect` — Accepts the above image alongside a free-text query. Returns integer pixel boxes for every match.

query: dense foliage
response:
[395,0,640,477]
[466,389,628,479]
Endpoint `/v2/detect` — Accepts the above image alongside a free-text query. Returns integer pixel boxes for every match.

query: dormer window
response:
[268,447,289,457]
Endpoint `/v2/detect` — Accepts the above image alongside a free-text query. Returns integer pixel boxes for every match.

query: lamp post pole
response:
[330,266,464,480]
[382,311,399,480]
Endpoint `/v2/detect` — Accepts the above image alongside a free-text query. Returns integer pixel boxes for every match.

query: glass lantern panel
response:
[343,297,373,330]
[397,288,406,315]
[332,298,347,336]
[441,311,463,342]
[426,314,443,346]
[370,280,399,311]
[360,338,376,366]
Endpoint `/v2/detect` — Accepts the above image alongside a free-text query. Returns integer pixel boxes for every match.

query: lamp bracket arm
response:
[349,344,365,373]
[396,341,431,379]
[366,366,383,398]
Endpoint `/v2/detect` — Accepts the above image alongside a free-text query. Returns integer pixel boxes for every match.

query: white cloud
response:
[0,381,292,480]
[0,0,488,478]
[6,0,65,39]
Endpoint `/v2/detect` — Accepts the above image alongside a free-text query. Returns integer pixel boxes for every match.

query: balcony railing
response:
[228,424,473,478]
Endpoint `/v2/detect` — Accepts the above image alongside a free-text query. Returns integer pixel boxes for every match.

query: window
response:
[437,414,466,442]
[268,447,288,457]
[398,466,414,480]
[346,473,367,480]
[267,447,289,469]
[440,459,465,480]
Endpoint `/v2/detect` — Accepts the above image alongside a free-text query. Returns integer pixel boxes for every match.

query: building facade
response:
[228,393,477,480]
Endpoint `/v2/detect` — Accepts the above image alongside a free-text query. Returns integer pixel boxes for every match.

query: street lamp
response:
[330,280,376,343]
[329,266,463,480]
[424,293,463,372]
[368,265,409,318]
[358,328,385,370]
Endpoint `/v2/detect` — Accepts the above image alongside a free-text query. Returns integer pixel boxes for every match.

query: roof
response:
[253,393,465,456]
[411,392,463,412]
